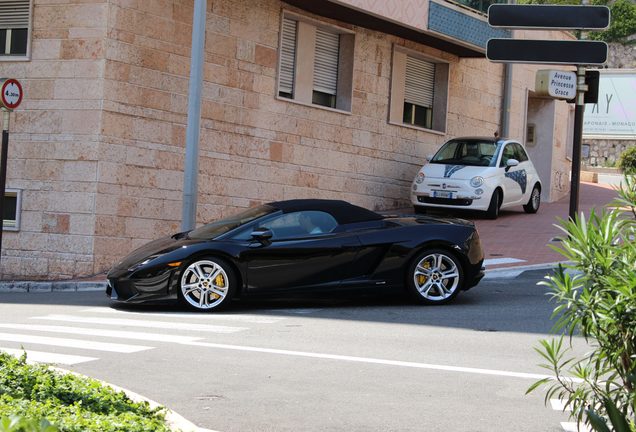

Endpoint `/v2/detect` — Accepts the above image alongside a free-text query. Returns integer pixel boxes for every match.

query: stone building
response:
[0,0,575,279]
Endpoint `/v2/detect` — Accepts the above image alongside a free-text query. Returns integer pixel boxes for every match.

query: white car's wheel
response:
[523,185,541,214]
[179,258,235,311]
[485,189,501,219]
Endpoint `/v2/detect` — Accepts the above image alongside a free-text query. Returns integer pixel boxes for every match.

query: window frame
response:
[276,12,355,114]
[2,188,21,231]
[0,0,32,61]
[389,45,449,135]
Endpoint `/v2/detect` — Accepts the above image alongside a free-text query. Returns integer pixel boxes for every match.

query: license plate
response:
[433,190,453,199]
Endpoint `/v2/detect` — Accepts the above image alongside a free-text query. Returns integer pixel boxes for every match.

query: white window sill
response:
[389,120,446,136]
[276,95,352,116]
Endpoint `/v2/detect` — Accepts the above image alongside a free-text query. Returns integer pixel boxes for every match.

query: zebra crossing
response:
[551,398,592,432]
[0,306,302,366]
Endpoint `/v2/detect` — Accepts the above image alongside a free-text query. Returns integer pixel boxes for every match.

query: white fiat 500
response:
[411,137,542,219]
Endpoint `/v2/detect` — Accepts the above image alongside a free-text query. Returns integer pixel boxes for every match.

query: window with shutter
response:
[0,0,30,56]
[403,55,435,129]
[312,28,339,108]
[278,17,297,99]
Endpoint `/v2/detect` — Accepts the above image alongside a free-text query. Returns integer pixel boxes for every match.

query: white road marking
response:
[0,332,151,353]
[184,341,583,382]
[561,422,591,432]
[81,307,284,323]
[551,398,571,412]
[483,257,526,266]
[0,347,97,365]
[0,323,203,344]
[33,314,248,333]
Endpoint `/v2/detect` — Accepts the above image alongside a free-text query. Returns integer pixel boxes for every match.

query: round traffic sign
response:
[1,78,23,110]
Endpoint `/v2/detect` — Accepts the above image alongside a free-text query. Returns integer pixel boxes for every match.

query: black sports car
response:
[106,199,485,310]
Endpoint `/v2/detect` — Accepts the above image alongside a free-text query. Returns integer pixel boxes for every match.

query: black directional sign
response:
[488,4,610,30]
[487,39,608,65]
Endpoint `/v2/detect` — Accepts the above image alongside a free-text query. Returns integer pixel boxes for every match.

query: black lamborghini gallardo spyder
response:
[107,199,485,311]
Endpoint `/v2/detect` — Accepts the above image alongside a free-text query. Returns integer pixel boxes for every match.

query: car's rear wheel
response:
[407,249,463,305]
[485,189,501,219]
[523,185,541,214]
[179,258,235,311]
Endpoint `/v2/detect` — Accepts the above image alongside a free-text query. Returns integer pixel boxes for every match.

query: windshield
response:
[188,205,276,240]
[430,139,499,167]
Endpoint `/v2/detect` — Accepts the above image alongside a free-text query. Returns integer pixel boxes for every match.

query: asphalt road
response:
[0,270,586,432]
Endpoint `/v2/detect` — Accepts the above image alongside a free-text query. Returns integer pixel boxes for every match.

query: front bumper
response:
[411,179,491,211]
[106,267,178,303]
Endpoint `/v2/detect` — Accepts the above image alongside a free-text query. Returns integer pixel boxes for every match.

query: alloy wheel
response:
[413,252,460,302]
[180,260,230,310]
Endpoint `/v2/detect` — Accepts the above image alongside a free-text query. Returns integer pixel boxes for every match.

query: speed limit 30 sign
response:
[1,78,23,110]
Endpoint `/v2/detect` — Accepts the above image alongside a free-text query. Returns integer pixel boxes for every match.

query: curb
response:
[50,366,218,432]
[483,261,563,279]
[0,280,106,293]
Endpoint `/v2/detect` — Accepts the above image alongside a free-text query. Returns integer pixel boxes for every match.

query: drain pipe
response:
[499,1,515,138]
[181,0,207,231]
[500,62,512,138]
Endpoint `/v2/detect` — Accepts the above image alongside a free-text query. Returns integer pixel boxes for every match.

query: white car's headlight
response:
[470,176,484,188]
[415,172,425,184]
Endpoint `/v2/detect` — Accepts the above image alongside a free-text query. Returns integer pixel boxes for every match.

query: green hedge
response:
[619,146,636,175]
[0,352,172,432]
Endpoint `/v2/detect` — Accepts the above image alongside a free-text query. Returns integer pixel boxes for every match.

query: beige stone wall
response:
[2,0,574,278]
[1,1,107,279]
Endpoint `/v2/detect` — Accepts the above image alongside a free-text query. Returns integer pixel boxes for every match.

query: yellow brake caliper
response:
[212,273,225,299]
[417,262,430,286]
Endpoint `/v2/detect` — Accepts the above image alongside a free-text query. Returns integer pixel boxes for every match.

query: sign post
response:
[0,78,23,268]
[486,4,609,221]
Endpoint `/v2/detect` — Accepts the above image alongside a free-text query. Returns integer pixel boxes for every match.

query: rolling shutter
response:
[313,28,339,95]
[405,55,435,108]
[279,17,297,96]
[0,0,29,29]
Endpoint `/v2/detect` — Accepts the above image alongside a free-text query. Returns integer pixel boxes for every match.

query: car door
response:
[239,211,362,293]
[499,143,524,205]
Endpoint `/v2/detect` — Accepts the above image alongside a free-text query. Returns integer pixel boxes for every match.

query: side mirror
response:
[505,159,519,171]
[425,154,433,162]
[251,228,273,244]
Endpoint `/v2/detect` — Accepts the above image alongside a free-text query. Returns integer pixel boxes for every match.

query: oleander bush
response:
[0,352,172,432]
[619,147,636,175]
[527,174,636,431]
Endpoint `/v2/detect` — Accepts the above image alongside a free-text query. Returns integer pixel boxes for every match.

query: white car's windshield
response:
[431,139,499,167]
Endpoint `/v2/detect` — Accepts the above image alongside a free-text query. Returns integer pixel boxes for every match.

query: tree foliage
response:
[516,0,636,43]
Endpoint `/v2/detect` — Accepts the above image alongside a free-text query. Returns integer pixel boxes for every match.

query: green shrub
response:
[0,352,172,432]
[619,146,636,174]
[527,174,636,431]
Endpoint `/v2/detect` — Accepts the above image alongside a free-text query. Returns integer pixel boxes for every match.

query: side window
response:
[277,15,354,112]
[500,144,516,167]
[514,143,529,162]
[260,211,337,239]
[0,0,31,58]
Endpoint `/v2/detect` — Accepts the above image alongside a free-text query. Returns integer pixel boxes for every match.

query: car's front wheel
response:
[523,185,541,214]
[407,249,463,305]
[179,258,236,311]
[485,189,501,219]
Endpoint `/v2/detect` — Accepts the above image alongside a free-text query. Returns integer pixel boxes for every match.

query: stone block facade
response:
[1,0,573,279]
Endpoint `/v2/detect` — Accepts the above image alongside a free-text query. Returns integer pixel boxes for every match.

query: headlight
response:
[128,254,161,272]
[415,172,425,184]
[470,176,484,188]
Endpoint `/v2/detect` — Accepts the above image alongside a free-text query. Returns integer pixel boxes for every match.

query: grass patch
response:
[0,352,173,432]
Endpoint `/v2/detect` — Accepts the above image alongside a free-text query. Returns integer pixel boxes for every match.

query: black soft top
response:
[268,199,383,225]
